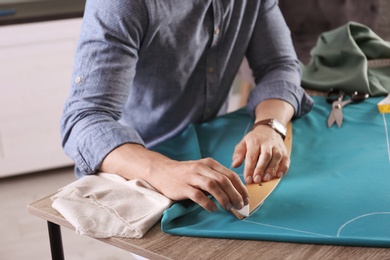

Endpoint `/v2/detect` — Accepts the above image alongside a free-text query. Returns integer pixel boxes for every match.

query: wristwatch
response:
[251,118,287,140]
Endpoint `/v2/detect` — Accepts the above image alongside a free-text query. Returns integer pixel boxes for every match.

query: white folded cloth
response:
[51,173,172,238]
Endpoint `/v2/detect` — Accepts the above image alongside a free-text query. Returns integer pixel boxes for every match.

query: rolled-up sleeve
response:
[246,0,313,118]
[60,0,147,175]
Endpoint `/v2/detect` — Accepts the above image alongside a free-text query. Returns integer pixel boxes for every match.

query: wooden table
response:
[28,195,390,260]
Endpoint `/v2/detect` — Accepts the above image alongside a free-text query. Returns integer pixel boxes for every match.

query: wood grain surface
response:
[28,195,390,260]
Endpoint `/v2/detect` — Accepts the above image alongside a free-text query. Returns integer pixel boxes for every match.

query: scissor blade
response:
[334,107,343,127]
[328,101,344,128]
[327,106,339,127]
[327,111,335,127]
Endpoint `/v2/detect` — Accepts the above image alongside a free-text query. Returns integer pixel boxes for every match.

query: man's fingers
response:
[243,142,261,184]
[205,158,249,202]
[232,141,246,168]
[198,158,248,210]
[187,187,218,212]
[276,155,290,178]
[260,146,283,181]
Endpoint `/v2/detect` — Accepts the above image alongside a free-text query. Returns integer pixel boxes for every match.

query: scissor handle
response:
[326,89,369,104]
[350,91,369,102]
[326,88,344,104]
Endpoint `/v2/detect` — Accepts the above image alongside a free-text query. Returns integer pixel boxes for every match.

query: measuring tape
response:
[378,94,390,113]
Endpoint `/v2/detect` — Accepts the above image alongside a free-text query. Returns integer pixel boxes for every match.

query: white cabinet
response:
[0,18,82,177]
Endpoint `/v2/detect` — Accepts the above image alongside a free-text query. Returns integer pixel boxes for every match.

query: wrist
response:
[252,118,287,140]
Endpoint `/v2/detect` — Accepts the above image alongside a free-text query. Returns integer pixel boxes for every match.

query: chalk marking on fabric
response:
[382,113,390,164]
[244,117,253,135]
[337,212,390,237]
[230,117,252,175]
[232,109,390,240]
[242,219,332,237]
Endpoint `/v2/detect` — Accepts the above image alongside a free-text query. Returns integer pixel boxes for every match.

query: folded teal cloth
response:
[301,22,390,96]
[153,97,390,247]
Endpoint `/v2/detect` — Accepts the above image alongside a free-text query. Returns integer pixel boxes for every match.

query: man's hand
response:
[151,157,249,212]
[232,125,289,184]
[231,98,294,184]
[100,144,249,213]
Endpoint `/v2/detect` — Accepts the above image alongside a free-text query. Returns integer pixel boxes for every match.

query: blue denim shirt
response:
[61,0,314,176]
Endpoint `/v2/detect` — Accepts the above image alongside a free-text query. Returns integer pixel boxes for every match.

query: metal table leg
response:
[47,221,65,260]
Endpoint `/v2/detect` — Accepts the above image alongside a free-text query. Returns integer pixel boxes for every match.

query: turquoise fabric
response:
[152,96,390,247]
[301,22,390,96]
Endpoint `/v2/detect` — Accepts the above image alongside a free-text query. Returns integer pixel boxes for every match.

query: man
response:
[61,0,313,213]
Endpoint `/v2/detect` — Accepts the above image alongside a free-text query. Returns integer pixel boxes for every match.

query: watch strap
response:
[251,118,287,140]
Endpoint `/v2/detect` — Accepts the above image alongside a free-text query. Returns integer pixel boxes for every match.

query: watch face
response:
[272,119,287,136]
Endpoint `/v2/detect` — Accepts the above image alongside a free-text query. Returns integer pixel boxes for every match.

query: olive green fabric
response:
[301,22,390,96]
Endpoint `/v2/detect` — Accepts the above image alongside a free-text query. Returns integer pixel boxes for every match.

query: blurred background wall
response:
[279,0,390,63]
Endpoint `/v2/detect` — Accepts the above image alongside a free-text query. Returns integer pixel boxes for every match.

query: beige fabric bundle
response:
[51,173,172,238]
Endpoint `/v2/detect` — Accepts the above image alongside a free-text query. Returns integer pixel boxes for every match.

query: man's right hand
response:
[100,143,249,213]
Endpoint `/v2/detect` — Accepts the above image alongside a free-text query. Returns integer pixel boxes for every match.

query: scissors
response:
[327,89,369,128]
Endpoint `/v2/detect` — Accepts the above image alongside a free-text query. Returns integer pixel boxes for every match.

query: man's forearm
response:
[99,142,249,213]
[99,143,170,182]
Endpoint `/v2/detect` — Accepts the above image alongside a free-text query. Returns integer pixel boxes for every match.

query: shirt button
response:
[207,67,215,73]
[75,76,82,84]
[214,28,220,35]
